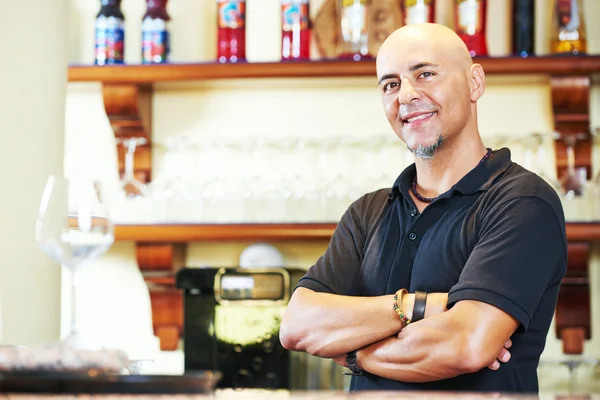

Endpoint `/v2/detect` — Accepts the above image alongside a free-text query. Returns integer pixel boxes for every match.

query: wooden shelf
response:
[565,222,600,242]
[68,55,600,84]
[116,222,600,243]
[115,223,337,242]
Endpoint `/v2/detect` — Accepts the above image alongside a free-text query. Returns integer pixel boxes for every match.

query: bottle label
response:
[457,0,482,34]
[218,0,245,29]
[95,15,125,64]
[142,18,169,63]
[557,0,580,30]
[282,0,309,32]
[403,0,433,25]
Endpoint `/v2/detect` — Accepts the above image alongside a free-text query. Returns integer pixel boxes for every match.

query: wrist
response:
[402,293,415,322]
[424,293,448,318]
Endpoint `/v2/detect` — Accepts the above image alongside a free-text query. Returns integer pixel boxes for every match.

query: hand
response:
[487,338,512,371]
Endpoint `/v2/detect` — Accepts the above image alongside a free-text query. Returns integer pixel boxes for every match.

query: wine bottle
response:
[512,0,534,57]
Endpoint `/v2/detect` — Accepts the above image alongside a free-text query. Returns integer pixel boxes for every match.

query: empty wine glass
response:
[558,133,587,198]
[35,175,114,350]
[556,132,592,221]
[117,137,149,198]
[529,132,562,191]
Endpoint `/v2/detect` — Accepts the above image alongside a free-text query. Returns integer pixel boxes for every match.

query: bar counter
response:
[0,391,597,400]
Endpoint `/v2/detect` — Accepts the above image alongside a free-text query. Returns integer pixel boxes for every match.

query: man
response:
[279,23,567,393]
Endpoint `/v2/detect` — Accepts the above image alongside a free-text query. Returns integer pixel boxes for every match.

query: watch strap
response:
[345,350,364,376]
[412,291,427,322]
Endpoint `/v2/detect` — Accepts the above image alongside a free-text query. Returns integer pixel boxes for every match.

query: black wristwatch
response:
[345,350,365,376]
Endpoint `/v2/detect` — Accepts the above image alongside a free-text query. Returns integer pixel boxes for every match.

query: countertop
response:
[1,391,598,399]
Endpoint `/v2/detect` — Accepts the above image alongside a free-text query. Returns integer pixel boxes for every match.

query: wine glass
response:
[35,175,114,350]
[117,137,149,198]
[558,133,586,198]
[557,132,591,221]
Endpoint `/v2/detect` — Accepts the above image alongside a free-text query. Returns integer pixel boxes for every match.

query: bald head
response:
[377,23,474,76]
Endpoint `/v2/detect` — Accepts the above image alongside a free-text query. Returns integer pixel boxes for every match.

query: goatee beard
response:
[412,135,444,159]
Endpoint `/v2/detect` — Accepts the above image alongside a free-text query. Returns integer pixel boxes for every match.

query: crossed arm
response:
[279,287,518,382]
[279,196,566,382]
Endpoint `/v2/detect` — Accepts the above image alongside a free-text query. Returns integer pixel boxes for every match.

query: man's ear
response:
[469,63,485,102]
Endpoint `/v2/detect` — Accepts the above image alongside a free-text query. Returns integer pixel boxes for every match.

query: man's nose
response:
[398,78,420,105]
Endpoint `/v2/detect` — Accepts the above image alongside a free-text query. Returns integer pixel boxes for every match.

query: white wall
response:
[64,0,600,391]
[0,0,69,346]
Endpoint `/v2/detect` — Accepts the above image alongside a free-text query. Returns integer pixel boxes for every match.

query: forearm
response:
[357,309,492,382]
[279,287,411,358]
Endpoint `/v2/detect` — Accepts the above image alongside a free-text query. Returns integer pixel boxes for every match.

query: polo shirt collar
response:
[388,148,513,201]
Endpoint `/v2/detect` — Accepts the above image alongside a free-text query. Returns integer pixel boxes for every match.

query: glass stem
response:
[70,268,79,337]
[568,364,576,394]
[566,144,575,173]
[124,140,137,181]
[564,135,577,173]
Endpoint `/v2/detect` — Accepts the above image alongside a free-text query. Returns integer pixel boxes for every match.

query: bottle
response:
[550,0,586,55]
[142,0,171,64]
[217,0,246,63]
[95,0,125,65]
[281,0,310,61]
[401,0,436,25]
[338,0,371,61]
[512,0,535,57]
[454,0,488,57]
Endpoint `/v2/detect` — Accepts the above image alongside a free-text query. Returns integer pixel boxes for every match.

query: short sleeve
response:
[295,204,364,296]
[447,196,567,332]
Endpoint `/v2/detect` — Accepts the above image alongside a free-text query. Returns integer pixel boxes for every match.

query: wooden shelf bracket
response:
[555,242,591,354]
[551,73,593,355]
[551,75,592,180]
[136,242,186,351]
[103,83,153,184]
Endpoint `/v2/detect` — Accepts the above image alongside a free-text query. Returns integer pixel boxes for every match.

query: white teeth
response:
[406,112,435,123]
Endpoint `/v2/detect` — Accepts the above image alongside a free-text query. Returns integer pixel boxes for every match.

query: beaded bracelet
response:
[393,288,411,326]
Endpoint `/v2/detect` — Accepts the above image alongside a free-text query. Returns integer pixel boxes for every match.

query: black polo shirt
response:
[296,148,567,393]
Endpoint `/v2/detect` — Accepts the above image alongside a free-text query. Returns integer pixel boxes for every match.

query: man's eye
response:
[420,71,434,78]
[383,82,399,91]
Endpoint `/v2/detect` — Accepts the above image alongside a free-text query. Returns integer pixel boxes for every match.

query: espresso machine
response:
[176,266,347,390]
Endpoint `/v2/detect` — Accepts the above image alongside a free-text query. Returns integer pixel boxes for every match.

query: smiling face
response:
[376,24,483,159]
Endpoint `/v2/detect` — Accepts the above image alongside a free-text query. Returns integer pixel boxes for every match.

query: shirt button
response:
[410,209,417,217]
[408,232,417,241]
